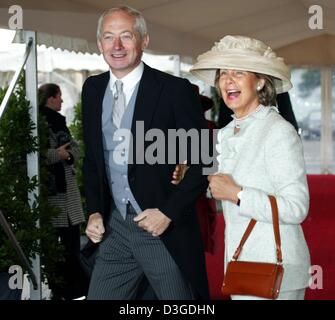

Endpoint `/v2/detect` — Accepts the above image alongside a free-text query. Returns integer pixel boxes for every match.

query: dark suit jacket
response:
[81,63,210,299]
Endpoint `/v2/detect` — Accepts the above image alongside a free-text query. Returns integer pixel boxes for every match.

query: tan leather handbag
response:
[221,195,284,299]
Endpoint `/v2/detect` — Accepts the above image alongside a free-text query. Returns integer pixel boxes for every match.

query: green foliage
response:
[0,76,63,281]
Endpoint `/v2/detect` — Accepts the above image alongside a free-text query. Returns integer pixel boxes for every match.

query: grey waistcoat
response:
[101,81,142,219]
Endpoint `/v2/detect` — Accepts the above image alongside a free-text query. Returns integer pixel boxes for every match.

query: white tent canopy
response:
[0,0,335,65]
[0,44,107,73]
[0,29,194,75]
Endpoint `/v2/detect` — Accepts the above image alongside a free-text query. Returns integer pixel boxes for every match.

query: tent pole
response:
[173,55,180,77]
[321,67,333,174]
[25,30,42,300]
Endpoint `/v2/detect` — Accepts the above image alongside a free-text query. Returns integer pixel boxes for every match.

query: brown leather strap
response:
[269,195,282,263]
[232,219,256,260]
[232,195,282,264]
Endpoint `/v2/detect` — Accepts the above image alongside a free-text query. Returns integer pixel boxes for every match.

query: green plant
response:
[0,76,63,283]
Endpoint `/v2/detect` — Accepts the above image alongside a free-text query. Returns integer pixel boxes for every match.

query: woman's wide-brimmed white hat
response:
[190,35,292,94]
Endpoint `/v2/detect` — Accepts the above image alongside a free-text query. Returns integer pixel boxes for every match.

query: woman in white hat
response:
[191,35,311,300]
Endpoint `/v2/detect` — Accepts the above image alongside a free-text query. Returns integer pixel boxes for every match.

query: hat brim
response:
[190,52,292,94]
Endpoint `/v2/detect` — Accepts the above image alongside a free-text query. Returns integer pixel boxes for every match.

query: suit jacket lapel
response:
[129,64,162,174]
[90,71,109,167]
[131,64,161,133]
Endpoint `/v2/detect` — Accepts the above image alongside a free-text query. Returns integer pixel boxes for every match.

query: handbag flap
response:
[227,261,279,276]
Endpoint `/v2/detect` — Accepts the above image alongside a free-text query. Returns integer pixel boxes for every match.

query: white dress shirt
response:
[109,62,144,106]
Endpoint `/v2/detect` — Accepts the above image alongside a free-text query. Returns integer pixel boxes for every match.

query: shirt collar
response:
[109,62,144,92]
[227,105,279,128]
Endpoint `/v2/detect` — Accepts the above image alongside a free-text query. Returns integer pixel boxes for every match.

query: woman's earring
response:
[257,85,262,91]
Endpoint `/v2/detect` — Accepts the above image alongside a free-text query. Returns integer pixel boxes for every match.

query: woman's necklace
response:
[234,105,263,134]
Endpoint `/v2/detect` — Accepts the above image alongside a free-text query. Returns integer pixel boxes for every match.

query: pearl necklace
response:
[234,105,263,129]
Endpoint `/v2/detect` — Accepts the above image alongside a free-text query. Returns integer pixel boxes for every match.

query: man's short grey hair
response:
[97,5,148,40]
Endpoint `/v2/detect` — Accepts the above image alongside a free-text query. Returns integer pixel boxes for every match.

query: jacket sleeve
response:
[159,79,210,223]
[82,77,103,215]
[46,134,79,166]
[67,138,80,163]
[46,149,61,165]
[238,121,309,225]
[45,129,61,165]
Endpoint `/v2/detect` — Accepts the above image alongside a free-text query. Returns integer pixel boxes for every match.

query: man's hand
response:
[171,161,189,185]
[85,212,105,243]
[133,209,172,237]
[57,142,71,160]
[208,173,241,204]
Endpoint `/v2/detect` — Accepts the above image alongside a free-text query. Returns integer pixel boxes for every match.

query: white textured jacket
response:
[217,105,311,291]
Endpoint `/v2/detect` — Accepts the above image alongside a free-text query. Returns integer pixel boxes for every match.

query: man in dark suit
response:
[82,5,209,300]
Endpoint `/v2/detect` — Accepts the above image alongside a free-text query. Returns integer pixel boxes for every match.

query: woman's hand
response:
[208,173,241,204]
[57,142,71,160]
[171,161,189,185]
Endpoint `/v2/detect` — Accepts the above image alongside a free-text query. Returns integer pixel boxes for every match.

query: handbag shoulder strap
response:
[232,195,282,264]
[269,195,282,263]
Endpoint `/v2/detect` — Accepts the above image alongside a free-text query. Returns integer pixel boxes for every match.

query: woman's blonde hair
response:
[255,73,277,106]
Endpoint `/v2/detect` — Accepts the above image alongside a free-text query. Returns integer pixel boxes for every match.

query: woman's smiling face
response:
[219,69,264,117]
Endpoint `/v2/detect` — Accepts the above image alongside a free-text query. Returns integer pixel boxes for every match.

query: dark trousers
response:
[48,224,88,300]
[87,205,194,300]
[0,273,22,300]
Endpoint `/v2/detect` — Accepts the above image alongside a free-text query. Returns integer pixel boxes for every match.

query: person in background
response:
[38,83,86,300]
[187,35,310,300]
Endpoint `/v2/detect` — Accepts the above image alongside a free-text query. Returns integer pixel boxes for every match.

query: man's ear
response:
[97,39,103,54]
[142,35,149,50]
